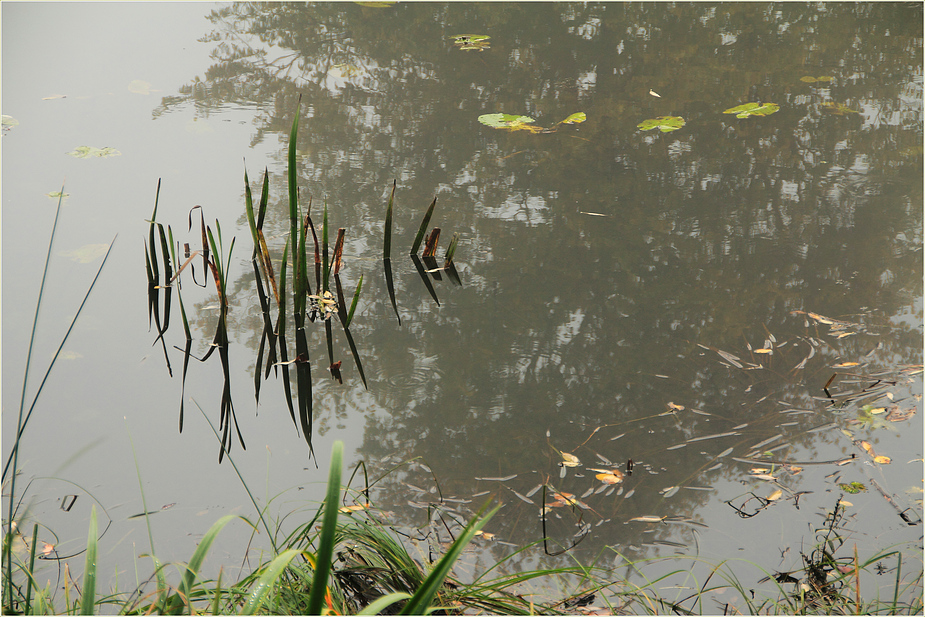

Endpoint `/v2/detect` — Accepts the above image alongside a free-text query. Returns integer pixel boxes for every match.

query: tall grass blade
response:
[358,592,413,615]
[410,254,440,306]
[383,180,396,259]
[295,327,315,461]
[410,196,437,255]
[341,323,367,390]
[383,259,401,325]
[334,274,349,325]
[444,232,459,265]
[345,274,362,328]
[3,235,117,482]
[422,227,440,258]
[306,441,344,614]
[80,506,98,616]
[322,199,330,292]
[171,515,240,614]
[400,503,499,615]
[241,549,303,615]
[288,97,302,312]
[24,523,38,615]
[277,241,298,432]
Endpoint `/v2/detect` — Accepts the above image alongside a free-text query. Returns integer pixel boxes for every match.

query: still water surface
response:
[3,1,922,608]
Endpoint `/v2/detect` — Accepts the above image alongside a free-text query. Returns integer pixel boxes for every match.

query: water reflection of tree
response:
[162,2,922,564]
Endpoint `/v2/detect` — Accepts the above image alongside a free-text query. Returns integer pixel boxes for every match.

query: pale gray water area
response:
[2,2,922,611]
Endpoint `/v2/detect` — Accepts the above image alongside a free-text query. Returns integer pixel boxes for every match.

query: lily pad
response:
[60,244,110,264]
[800,76,834,83]
[560,112,587,125]
[821,102,860,115]
[478,113,536,129]
[637,115,686,132]
[723,102,780,119]
[67,146,121,159]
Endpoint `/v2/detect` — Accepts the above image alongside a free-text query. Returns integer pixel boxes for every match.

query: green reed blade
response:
[178,339,192,433]
[444,232,460,265]
[383,180,395,259]
[148,179,161,283]
[288,99,302,306]
[257,167,270,230]
[322,199,329,292]
[410,253,440,306]
[295,327,314,460]
[410,196,437,255]
[332,227,345,276]
[357,592,412,615]
[80,506,98,617]
[341,322,367,390]
[241,548,303,615]
[211,568,223,615]
[334,274,348,324]
[177,514,240,614]
[400,503,499,615]
[23,523,38,615]
[3,235,117,484]
[345,274,362,328]
[324,318,335,373]
[244,168,260,259]
[278,241,297,432]
[306,441,343,615]
[382,258,401,325]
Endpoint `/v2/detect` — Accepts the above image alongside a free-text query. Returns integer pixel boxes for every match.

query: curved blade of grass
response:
[277,241,297,431]
[383,180,395,259]
[306,441,343,615]
[345,274,362,328]
[3,235,117,482]
[175,515,241,614]
[410,254,440,306]
[240,548,303,615]
[399,503,499,615]
[341,323,367,390]
[410,196,437,255]
[358,592,412,615]
[383,259,401,324]
[80,506,98,616]
[23,523,38,615]
[288,97,302,307]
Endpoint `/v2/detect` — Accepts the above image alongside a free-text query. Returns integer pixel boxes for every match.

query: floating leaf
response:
[637,115,685,132]
[821,102,860,115]
[649,90,661,97]
[839,482,867,494]
[560,112,586,124]
[839,500,853,507]
[767,489,783,501]
[800,76,834,83]
[2,115,19,131]
[60,243,110,264]
[628,515,665,523]
[667,402,685,411]
[451,34,490,51]
[754,348,773,354]
[886,406,916,422]
[560,452,581,467]
[596,472,624,484]
[873,455,892,465]
[339,503,369,514]
[833,362,860,367]
[128,79,155,95]
[46,191,70,200]
[859,441,873,454]
[478,113,535,129]
[723,102,780,119]
[67,146,121,159]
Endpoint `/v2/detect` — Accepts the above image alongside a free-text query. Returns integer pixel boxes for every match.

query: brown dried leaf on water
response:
[754,348,773,354]
[560,452,581,467]
[859,441,874,454]
[807,312,834,325]
[835,332,856,339]
[750,467,771,474]
[752,474,778,482]
[767,489,783,501]
[874,455,892,464]
[41,542,55,556]
[596,472,624,485]
[784,465,803,475]
[834,362,860,368]
[868,407,887,415]
[667,402,685,411]
[886,406,916,422]
[839,500,854,507]
[473,530,496,540]
[339,503,370,514]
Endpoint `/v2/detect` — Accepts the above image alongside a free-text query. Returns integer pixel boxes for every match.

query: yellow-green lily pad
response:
[723,102,780,119]
[637,115,686,132]
[67,146,121,159]
[560,112,587,125]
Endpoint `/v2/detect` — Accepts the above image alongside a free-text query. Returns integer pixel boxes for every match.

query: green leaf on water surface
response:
[800,76,835,83]
[822,101,860,115]
[2,115,18,130]
[479,113,536,129]
[127,79,155,95]
[560,112,587,124]
[66,145,121,159]
[60,243,110,264]
[722,102,780,118]
[636,115,686,132]
[838,482,867,494]
[46,190,69,200]
[451,34,490,51]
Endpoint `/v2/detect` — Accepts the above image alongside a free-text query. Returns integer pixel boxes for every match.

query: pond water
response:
[3,1,923,610]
